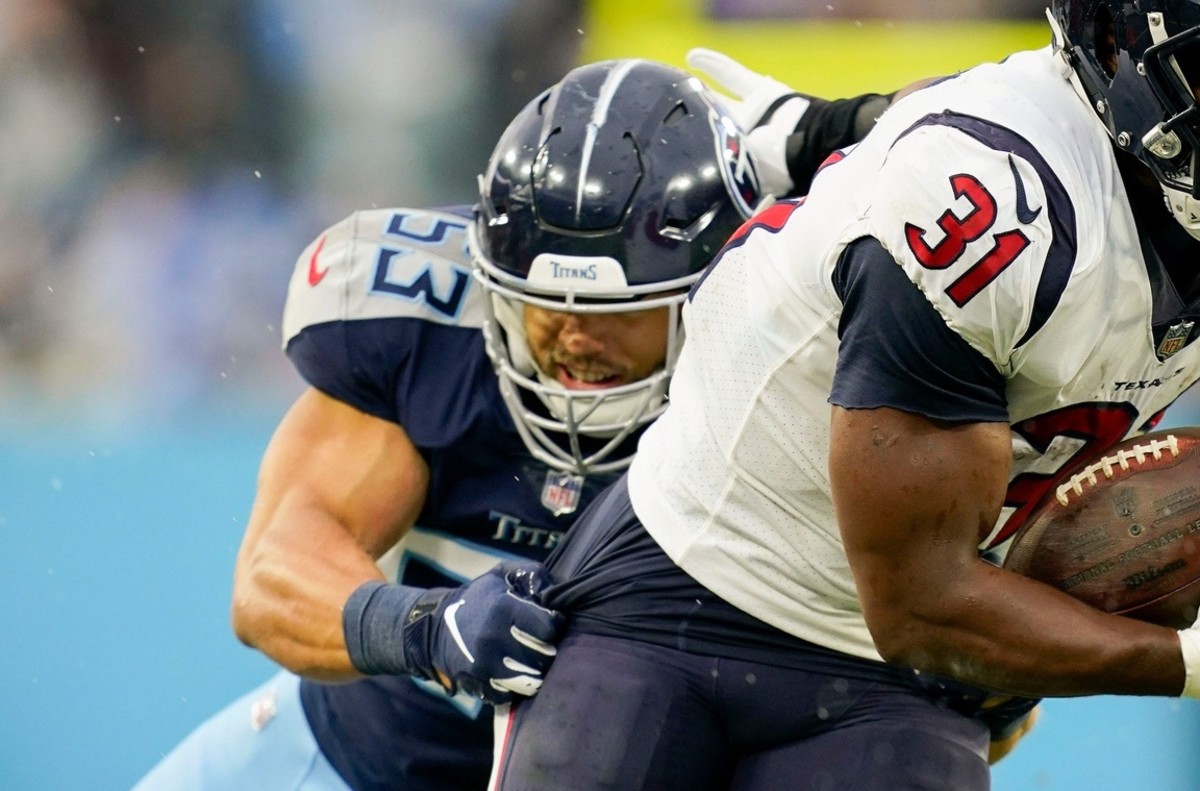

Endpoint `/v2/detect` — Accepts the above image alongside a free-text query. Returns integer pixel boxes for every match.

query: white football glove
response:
[687,47,811,197]
[1179,609,1200,698]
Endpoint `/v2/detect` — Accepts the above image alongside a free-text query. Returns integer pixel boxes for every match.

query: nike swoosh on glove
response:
[415,560,565,704]
[343,560,566,705]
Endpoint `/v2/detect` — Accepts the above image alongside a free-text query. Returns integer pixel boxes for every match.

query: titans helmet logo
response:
[711,112,763,217]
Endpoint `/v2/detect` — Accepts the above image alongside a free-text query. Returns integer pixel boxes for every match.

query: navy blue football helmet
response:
[1051,0,1200,236]
[470,58,764,475]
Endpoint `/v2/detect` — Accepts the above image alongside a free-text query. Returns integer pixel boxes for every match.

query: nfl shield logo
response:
[541,471,584,516]
[1156,320,1194,360]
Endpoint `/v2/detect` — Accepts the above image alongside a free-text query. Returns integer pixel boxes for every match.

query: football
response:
[1002,427,1200,629]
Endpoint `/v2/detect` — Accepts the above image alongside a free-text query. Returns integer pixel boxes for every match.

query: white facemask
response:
[471,227,693,476]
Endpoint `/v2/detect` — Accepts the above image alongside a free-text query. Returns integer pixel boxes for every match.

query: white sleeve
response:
[867,125,1055,370]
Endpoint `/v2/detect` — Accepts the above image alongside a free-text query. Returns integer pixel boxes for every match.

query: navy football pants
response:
[492,632,989,790]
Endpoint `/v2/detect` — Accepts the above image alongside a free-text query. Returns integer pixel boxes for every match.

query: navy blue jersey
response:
[288,315,615,568]
[279,206,631,790]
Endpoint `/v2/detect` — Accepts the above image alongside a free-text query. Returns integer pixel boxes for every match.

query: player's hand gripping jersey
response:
[628,46,1200,661]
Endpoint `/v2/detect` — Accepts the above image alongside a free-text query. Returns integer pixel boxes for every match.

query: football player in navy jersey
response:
[132,55,897,791]
[490,4,1200,790]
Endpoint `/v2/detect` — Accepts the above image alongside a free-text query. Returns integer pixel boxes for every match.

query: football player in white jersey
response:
[491,3,1200,789]
[131,56,898,791]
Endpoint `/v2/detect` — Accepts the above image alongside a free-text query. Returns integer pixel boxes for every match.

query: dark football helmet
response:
[1050,0,1200,236]
[470,58,764,475]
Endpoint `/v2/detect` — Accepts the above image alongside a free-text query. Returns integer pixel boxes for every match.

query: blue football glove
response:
[343,560,566,705]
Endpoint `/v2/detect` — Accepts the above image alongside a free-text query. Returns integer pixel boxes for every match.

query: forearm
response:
[232,506,389,682]
[885,559,1186,698]
[783,79,950,195]
[686,48,905,198]
[231,388,429,681]
[832,406,1188,700]
[784,92,893,195]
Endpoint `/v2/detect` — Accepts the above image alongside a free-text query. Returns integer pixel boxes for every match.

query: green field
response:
[582,0,1049,98]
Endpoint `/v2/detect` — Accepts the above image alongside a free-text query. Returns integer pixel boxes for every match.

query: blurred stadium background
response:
[1,1,1197,788]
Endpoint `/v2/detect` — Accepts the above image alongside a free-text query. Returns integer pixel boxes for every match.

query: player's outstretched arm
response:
[829,405,1190,699]
[231,387,430,680]
[687,47,898,197]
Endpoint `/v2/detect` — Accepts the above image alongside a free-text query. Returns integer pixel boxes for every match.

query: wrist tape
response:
[342,580,446,678]
[1179,627,1200,699]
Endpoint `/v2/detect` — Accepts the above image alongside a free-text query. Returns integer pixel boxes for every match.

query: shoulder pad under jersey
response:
[282,207,483,347]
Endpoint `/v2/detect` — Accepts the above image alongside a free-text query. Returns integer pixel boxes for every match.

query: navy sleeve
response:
[285,318,502,448]
[830,236,1008,423]
[286,319,407,423]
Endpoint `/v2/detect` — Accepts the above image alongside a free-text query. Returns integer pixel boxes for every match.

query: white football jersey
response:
[628,47,1200,661]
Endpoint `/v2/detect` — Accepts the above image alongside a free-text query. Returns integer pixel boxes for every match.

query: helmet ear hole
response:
[664,101,688,125]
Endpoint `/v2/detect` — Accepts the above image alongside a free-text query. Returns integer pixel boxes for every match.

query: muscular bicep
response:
[829,405,1011,659]
[250,387,429,558]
